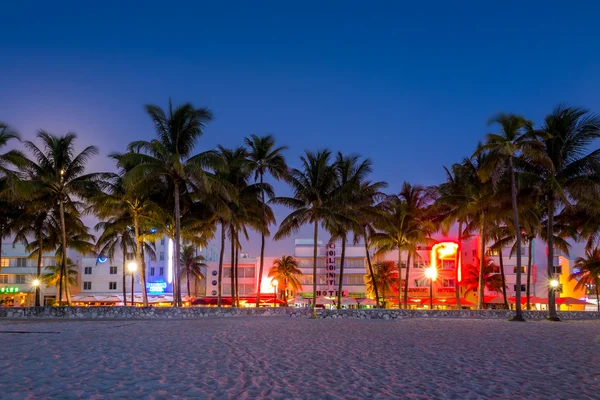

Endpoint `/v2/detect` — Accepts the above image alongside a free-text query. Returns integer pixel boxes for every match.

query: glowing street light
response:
[271,279,278,308]
[32,279,40,288]
[32,278,41,307]
[550,279,560,288]
[128,261,138,306]
[425,267,437,309]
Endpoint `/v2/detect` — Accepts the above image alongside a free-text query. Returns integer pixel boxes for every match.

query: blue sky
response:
[1,1,599,258]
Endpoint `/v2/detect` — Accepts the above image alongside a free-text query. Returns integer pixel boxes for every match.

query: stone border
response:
[0,307,599,320]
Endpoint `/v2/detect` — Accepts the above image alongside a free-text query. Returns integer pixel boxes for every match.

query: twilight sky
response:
[1,1,599,259]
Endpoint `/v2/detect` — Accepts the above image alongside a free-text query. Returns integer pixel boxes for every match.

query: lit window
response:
[513,266,526,274]
[1,259,8,267]
[0,275,8,283]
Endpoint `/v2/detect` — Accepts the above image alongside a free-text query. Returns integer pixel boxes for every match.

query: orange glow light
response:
[430,242,459,274]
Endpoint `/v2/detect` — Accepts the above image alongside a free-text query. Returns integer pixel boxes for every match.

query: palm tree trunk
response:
[59,198,70,306]
[173,181,182,307]
[509,159,524,321]
[336,236,346,309]
[36,226,43,307]
[499,248,508,309]
[187,268,191,299]
[284,277,288,306]
[364,229,380,307]
[595,279,600,312]
[311,221,318,319]
[0,234,3,276]
[403,253,411,309]
[235,238,239,307]
[397,245,403,309]
[547,197,559,321]
[256,172,266,307]
[477,213,485,310]
[133,212,148,306]
[526,238,533,310]
[217,222,225,307]
[230,224,235,307]
[454,221,462,309]
[122,246,127,305]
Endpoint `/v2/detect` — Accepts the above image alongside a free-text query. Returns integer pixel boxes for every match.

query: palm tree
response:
[23,132,102,305]
[245,134,288,308]
[328,153,375,309]
[0,124,27,275]
[364,261,398,308]
[180,244,207,298]
[371,182,434,309]
[123,100,214,307]
[268,255,303,304]
[462,257,505,299]
[477,114,540,321]
[529,105,600,320]
[273,150,339,319]
[95,217,136,304]
[570,248,600,312]
[42,257,79,300]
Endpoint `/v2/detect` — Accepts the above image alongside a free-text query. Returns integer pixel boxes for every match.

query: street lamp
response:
[32,279,40,307]
[425,266,437,310]
[550,279,559,288]
[128,261,138,306]
[271,279,278,308]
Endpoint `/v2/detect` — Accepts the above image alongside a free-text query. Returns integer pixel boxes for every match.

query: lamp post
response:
[32,279,40,307]
[127,261,138,306]
[271,279,278,308]
[425,266,437,310]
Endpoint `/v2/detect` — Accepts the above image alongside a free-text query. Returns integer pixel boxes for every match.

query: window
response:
[399,262,407,269]
[159,267,164,276]
[83,282,92,290]
[513,284,526,292]
[298,275,313,285]
[486,248,501,256]
[553,265,562,274]
[237,267,255,278]
[161,238,165,245]
[346,258,364,268]
[84,267,92,275]
[223,268,231,277]
[150,267,155,276]
[513,266,526,274]
[345,275,364,285]
[110,266,117,275]
[159,252,164,261]
[414,279,427,287]
[413,261,426,269]
[442,260,455,270]
[15,275,25,284]
[0,275,8,283]
[1,259,8,267]
[16,258,27,267]
[109,282,117,290]
[442,278,455,288]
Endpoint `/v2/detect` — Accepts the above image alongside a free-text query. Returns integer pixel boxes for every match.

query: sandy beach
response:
[1,317,598,399]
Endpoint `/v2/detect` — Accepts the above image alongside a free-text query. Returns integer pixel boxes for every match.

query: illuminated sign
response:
[146,281,167,294]
[0,287,20,294]
[326,243,336,290]
[97,256,108,264]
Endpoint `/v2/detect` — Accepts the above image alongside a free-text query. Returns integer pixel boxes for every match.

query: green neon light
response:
[0,287,20,293]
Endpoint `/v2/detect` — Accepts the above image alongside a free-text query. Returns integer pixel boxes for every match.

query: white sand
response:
[0,317,598,399]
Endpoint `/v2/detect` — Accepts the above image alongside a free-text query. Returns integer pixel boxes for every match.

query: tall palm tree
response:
[23,132,102,305]
[245,134,288,307]
[477,114,540,321]
[364,261,398,308]
[268,255,303,304]
[529,105,600,320]
[462,257,505,298]
[0,124,27,275]
[273,150,339,319]
[95,217,136,304]
[180,244,206,298]
[123,100,214,307]
[328,153,374,309]
[42,257,78,299]
[371,182,434,309]
[570,248,600,312]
